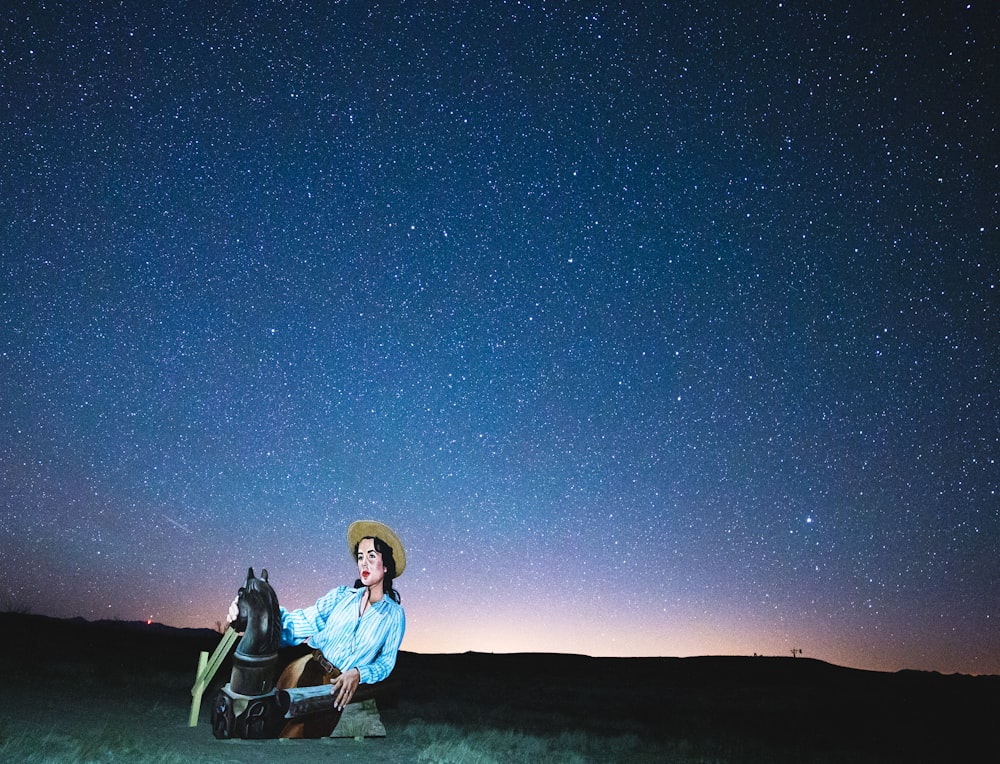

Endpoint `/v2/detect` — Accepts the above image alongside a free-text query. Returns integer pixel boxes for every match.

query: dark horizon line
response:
[5,610,995,678]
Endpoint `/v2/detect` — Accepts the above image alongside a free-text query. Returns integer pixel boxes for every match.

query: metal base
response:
[211,683,288,739]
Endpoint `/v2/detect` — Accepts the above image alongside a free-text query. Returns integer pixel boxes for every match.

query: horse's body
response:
[226,567,282,698]
[212,567,286,739]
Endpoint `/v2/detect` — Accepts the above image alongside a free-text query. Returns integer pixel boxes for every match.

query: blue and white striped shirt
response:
[279,586,405,685]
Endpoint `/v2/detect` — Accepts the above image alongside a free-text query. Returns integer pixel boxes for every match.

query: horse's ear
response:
[247,567,255,580]
[261,569,269,582]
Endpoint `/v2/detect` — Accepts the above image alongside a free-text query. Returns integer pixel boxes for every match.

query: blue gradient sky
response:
[2,1,997,674]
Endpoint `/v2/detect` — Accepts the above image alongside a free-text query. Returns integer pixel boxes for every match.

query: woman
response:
[229,520,406,738]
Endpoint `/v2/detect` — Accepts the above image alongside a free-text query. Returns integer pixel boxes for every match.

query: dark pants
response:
[275,652,381,738]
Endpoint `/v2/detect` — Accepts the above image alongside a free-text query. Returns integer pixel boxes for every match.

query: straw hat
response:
[348,520,406,577]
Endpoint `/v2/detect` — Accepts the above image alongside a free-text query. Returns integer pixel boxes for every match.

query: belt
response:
[311,649,338,676]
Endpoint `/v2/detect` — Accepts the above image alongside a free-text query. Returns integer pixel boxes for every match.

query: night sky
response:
[2,1,997,675]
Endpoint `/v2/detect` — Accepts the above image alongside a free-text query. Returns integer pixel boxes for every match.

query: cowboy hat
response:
[348,520,406,577]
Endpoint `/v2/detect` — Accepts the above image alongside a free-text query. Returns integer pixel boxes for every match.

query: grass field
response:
[0,613,995,763]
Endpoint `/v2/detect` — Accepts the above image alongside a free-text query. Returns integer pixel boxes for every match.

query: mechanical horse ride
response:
[209,567,285,738]
[207,567,349,739]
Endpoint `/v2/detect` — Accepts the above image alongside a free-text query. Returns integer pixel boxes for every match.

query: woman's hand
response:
[225,597,239,628]
[331,667,361,710]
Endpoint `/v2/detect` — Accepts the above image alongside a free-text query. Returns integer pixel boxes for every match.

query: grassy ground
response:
[0,614,995,763]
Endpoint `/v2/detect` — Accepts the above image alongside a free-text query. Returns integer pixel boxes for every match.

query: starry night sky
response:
[2,1,997,675]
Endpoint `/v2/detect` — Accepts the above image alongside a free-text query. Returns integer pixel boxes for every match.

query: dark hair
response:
[354,536,401,604]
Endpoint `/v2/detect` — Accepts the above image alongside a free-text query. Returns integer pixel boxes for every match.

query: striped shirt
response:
[279,585,405,685]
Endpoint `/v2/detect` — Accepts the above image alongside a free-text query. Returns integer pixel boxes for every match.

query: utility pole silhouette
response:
[790,648,803,658]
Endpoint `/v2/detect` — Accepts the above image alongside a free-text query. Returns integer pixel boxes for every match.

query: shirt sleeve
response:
[356,604,406,684]
[279,586,348,646]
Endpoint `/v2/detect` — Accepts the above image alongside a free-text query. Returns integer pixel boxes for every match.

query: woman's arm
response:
[279,586,349,645]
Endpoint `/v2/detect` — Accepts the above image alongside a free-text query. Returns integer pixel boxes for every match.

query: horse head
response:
[233,567,281,659]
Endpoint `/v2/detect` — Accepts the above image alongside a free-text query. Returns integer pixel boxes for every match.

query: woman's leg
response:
[275,654,343,738]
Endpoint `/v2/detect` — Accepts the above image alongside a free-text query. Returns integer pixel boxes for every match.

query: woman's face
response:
[356,537,387,589]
